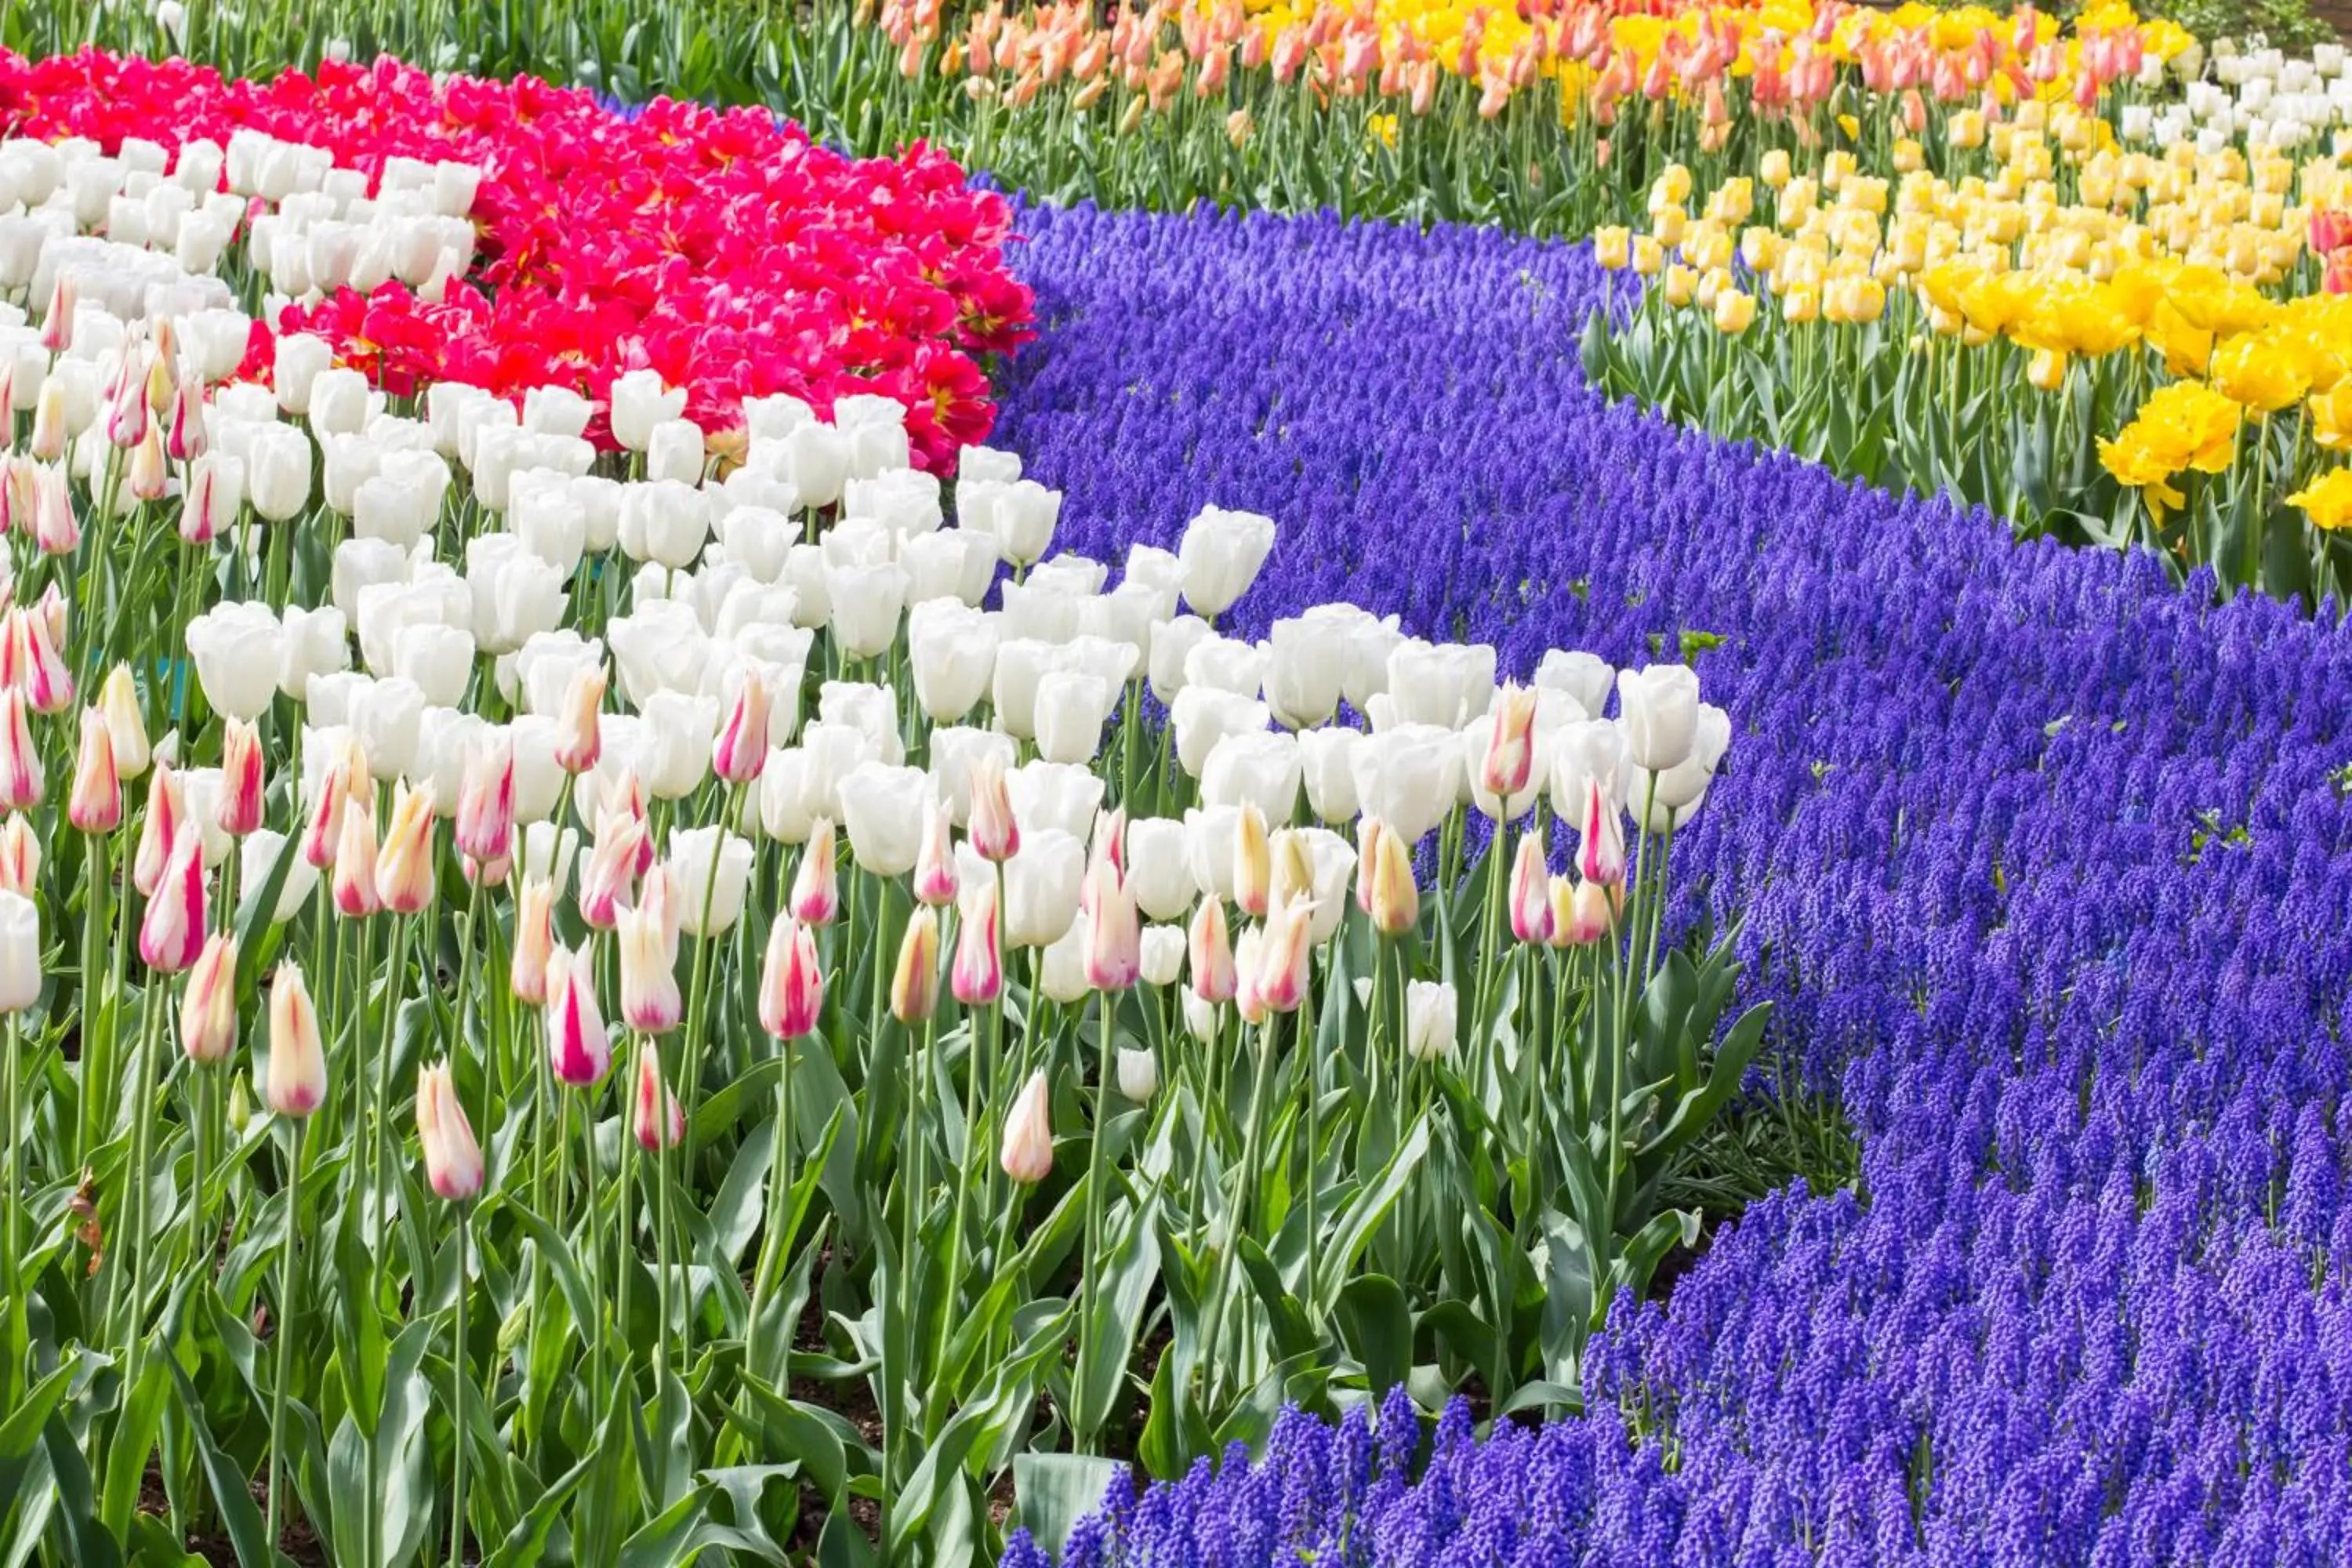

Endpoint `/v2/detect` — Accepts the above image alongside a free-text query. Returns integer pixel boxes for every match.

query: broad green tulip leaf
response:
[478,1428,602,1568]
[166,1359,264,1568]
[97,1338,171,1540]
[1014,1454,1128,1560]
[1314,1115,1429,1313]
[1333,1274,1412,1399]
[1074,1192,1162,1442]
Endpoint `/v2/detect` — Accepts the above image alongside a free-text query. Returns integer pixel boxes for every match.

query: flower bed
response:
[989,199,2352,1559]
[0,48,1030,463]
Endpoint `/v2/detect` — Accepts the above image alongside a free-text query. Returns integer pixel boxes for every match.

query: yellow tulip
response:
[2287,470,2352,532]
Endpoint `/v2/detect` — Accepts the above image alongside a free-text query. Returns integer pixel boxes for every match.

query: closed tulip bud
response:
[789,822,839,926]
[1232,801,1271,918]
[0,815,37,899]
[1256,893,1314,1014]
[1000,1069,1054,1184]
[11,604,74,714]
[1619,670,1698,764]
[510,874,556,1005]
[554,665,605,775]
[1404,979,1457,1062]
[0,690,40,810]
[713,671,771,786]
[1354,817,1386,915]
[263,962,327,1116]
[953,880,1004,1004]
[578,809,644,930]
[618,901,683,1033]
[759,914,825,1039]
[167,372,208,462]
[177,929,239,1063]
[967,755,1019,862]
[633,1043,684,1152]
[1232,927,1267,1025]
[1116,1047,1159,1102]
[140,826,208,973]
[100,666,151,779]
[455,731,515,866]
[416,1061,485,1200]
[374,782,437,915]
[1577,779,1626,889]
[545,944,612,1087]
[1083,862,1141,991]
[1367,818,1419,936]
[332,793,382,917]
[136,764,185,896]
[1187,895,1237,1005]
[891,907,942,1023]
[70,707,122,833]
[1509,828,1553,945]
[913,797,959,907]
[218,717,265,837]
[1549,874,1610,947]
[0,891,37,1014]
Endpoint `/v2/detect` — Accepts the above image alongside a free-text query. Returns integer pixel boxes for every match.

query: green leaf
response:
[99,1341,171,1541]
[1333,1274,1412,1398]
[1074,1192,1162,1443]
[1014,1454,1127,1560]
[167,1358,267,1568]
[1314,1115,1430,1312]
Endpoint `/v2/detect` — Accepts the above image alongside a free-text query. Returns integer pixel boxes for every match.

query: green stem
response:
[264,1115,309,1553]
[448,1203,469,1568]
[1073,985,1112,1450]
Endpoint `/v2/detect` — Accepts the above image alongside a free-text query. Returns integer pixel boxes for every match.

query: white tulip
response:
[239,829,321,924]
[1182,805,1246,903]
[1004,830,1086,949]
[607,601,710,707]
[825,559,911,660]
[1385,640,1497,729]
[1007,760,1104,842]
[971,477,1061,567]
[186,601,285,720]
[1176,505,1276,619]
[1033,670,1116,765]
[1116,1045,1161,1100]
[247,423,311,521]
[1265,612,1349,729]
[715,503,794,584]
[466,534,565,655]
[1349,724,1460,844]
[902,528,997,605]
[843,467,941,537]
[645,418,705,486]
[639,690,718,800]
[276,603,350,701]
[1146,615,1213,704]
[610,368,687,452]
[1549,718,1631,822]
[309,366,370,437]
[1405,980,1457,1061]
[1171,686,1269,779]
[617,480,710,568]
[1634,702,1732,825]
[668,826,755,936]
[1039,918,1092,1004]
[1200,731,1302,824]
[908,601,998,724]
[1183,633,1268,699]
[957,444,1021,484]
[521,385,593,439]
[1534,649,1614,717]
[1295,726,1364,823]
[507,714,565,823]
[273,332,331,416]
[782,420,850,508]
[1616,665,1701,772]
[839,763,930,877]
[1123,817,1195,922]
[392,621,475,710]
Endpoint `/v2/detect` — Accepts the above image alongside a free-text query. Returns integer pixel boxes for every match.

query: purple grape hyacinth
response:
[987,201,2352,1563]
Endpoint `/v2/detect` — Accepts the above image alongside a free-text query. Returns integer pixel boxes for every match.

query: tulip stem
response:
[5,1011,23,1388]
[448,1201,469,1568]
[264,1114,309,1555]
[1472,818,1510,1112]
[617,1034,641,1385]
[116,982,169,1371]
[749,1032,795,1382]
[673,780,743,1379]
[1201,1015,1275,1411]
[74,830,108,1169]
[372,916,412,1305]
[1073,985,1112,1449]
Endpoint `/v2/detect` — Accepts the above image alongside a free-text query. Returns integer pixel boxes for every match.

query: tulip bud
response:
[218,717,265,837]
[913,797,959,907]
[332,793,382,917]
[953,880,1004,1005]
[789,822,839,926]
[545,944,612,1087]
[999,1069,1054,1184]
[140,826,208,973]
[759,914,825,1039]
[455,731,516,871]
[0,689,42,810]
[180,931,240,1063]
[416,1060,485,1200]
[0,884,38,1016]
[1255,893,1314,1014]
[69,707,122,833]
[1577,779,1626,889]
[891,907,942,1024]
[1479,684,1538,800]
[0,816,37,900]
[1187,895,1236,1005]
[510,874,556,1005]
[1404,979,1457,1062]
[618,901,683,1033]
[1082,862,1141,991]
[135,763,185,897]
[263,962,327,1116]
[633,1043,684,1152]
[1550,873,1611,947]
[554,665,605,775]
[1509,829,1552,945]
[1115,1047,1158,1102]
[1231,801,1271,919]
[712,670,771,786]
[1367,817,1418,937]
[578,808,644,930]
[374,782,437,915]
[11,604,74,714]
[967,755,1019,862]
[100,666,151,779]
